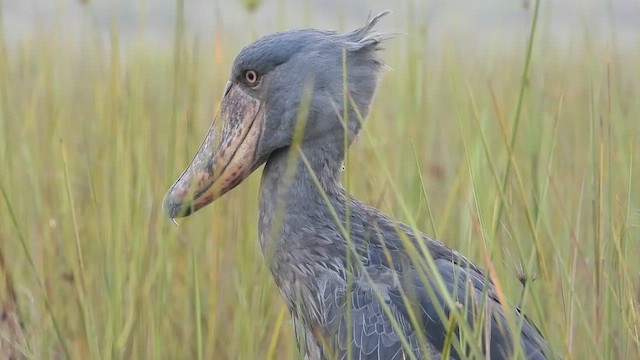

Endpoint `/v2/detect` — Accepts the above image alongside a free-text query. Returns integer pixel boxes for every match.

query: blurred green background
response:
[0,0,638,359]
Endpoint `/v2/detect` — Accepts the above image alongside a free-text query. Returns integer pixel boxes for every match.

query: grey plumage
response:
[164,10,554,360]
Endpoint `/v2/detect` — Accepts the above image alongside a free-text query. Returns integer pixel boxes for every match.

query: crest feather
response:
[343,10,402,51]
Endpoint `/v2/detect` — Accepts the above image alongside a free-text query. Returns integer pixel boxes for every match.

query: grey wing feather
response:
[318,243,552,360]
[308,203,553,359]
[412,257,552,359]
[321,280,428,360]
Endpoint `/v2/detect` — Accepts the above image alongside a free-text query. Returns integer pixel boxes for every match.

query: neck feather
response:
[258,134,346,250]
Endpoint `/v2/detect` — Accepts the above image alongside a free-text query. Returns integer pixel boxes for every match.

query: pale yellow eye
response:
[244,70,259,85]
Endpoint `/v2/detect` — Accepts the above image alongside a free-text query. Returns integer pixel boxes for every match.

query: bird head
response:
[163,10,394,219]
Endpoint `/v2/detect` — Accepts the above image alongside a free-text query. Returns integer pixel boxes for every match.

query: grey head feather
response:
[342,10,402,52]
[232,10,397,79]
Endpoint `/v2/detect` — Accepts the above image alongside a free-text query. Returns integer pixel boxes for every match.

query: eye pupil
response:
[245,70,258,84]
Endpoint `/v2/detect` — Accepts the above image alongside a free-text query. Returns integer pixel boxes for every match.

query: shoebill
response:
[163,11,553,360]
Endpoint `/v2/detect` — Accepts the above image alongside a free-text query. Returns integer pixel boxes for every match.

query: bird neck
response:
[258,134,347,253]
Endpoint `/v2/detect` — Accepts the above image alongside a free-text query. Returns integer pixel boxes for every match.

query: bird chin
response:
[163,85,264,219]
